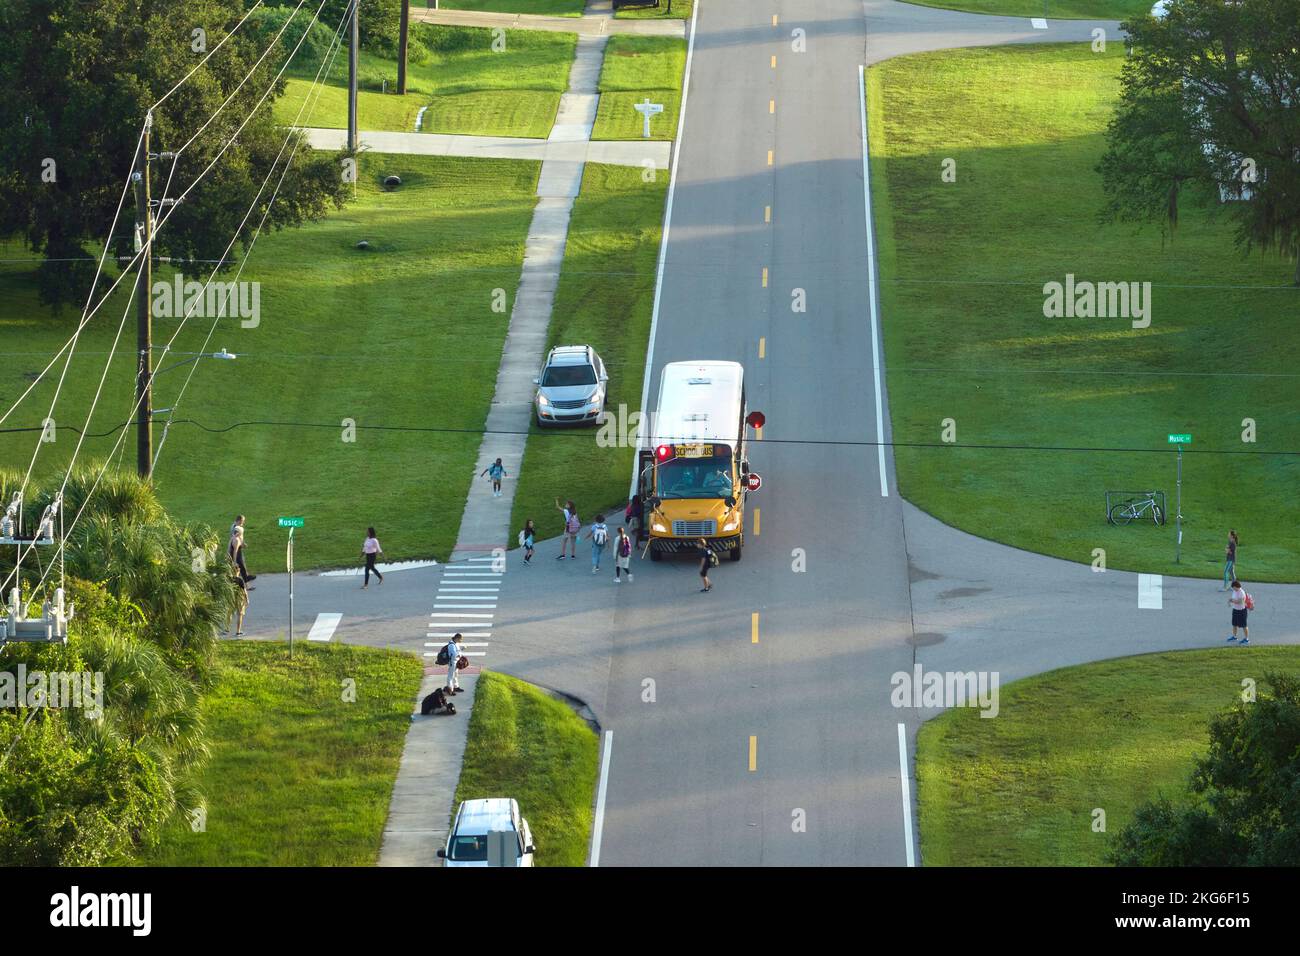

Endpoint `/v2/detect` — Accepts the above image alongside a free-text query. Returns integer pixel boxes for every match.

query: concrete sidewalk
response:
[300,127,670,169]
[449,31,616,562]
[412,5,686,37]
[379,672,478,866]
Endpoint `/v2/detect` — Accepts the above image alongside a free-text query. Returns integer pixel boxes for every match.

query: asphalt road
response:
[235,0,1300,867]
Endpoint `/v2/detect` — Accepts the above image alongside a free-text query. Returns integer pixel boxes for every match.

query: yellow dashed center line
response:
[769,99,775,114]
[771,54,777,69]
[753,507,761,535]
[749,735,758,771]
[764,204,771,223]
[772,14,779,26]
[758,336,765,358]
[751,612,760,644]
[756,425,763,441]
[767,149,774,166]
[761,267,768,288]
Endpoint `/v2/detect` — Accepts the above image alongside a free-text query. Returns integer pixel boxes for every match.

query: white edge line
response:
[628,0,699,499]
[590,729,614,867]
[859,64,890,498]
[897,722,916,867]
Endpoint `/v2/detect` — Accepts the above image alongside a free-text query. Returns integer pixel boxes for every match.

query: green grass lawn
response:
[0,153,540,570]
[137,640,423,865]
[868,44,1300,583]
[456,671,599,866]
[273,24,575,136]
[614,0,693,19]
[916,646,1300,866]
[592,36,685,141]
[441,0,585,14]
[898,0,1152,17]
[508,163,668,543]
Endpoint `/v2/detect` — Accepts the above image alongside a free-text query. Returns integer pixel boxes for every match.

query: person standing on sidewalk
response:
[361,527,384,588]
[586,514,609,573]
[1226,580,1251,645]
[697,537,714,593]
[614,526,633,583]
[445,633,464,693]
[481,458,508,498]
[1222,530,1239,590]
[520,519,536,565]
[555,498,579,560]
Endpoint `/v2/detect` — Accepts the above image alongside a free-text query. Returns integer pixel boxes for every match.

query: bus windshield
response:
[656,454,734,500]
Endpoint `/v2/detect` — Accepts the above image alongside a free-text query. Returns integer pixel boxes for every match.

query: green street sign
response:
[278,516,305,528]
[1167,434,1192,444]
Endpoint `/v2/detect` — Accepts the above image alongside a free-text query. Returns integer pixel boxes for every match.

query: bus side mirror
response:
[725,496,736,508]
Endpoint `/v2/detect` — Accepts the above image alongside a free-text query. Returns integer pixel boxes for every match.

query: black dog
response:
[420,687,457,716]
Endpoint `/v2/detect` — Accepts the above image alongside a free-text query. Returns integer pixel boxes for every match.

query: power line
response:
[155,0,359,471]
[5,0,346,601]
[7,416,1298,459]
[150,1,268,111]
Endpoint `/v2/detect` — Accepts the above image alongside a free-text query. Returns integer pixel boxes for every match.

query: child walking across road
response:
[361,527,384,588]
[587,514,609,573]
[555,498,579,559]
[614,526,633,583]
[1226,580,1252,645]
[481,458,508,498]
[697,537,714,593]
[519,519,536,565]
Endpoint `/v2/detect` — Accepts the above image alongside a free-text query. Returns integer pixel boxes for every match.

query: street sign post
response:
[279,518,303,656]
[1166,436,1190,563]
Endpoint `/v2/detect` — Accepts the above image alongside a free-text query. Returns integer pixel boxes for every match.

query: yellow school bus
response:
[638,361,759,563]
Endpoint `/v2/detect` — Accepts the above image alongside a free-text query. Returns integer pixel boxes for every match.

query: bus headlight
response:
[652,521,667,533]
[722,513,741,532]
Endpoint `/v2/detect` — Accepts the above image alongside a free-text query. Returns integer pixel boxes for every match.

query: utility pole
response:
[132,111,154,479]
[348,0,359,152]
[398,0,409,96]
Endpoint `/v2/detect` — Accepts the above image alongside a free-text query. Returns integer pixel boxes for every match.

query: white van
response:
[437,798,535,867]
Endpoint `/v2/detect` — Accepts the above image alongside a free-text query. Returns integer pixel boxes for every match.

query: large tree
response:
[0,0,352,310]
[1110,673,1300,866]
[1099,0,1300,283]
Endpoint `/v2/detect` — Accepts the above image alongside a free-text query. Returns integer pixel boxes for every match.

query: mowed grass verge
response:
[273,25,575,136]
[916,646,1300,866]
[0,153,539,570]
[138,641,423,866]
[899,0,1150,18]
[456,672,599,867]
[867,44,1300,582]
[614,0,694,19]
[592,36,686,141]
[441,0,584,14]
[508,163,669,544]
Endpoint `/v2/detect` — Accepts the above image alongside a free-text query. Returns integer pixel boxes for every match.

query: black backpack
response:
[435,642,453,666]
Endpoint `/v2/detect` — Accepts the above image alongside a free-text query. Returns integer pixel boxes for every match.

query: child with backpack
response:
[519,519,536,565]
[480,458,508,498]
[586,514,609,573]
[614,526,633,583]
[555,498,579,560]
